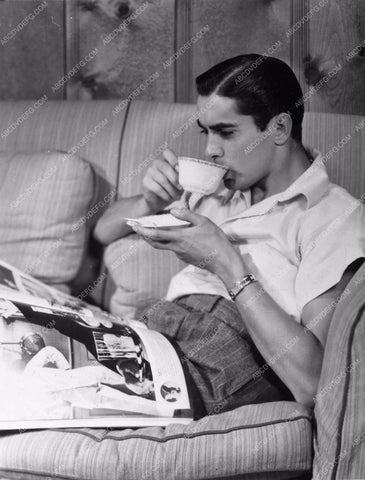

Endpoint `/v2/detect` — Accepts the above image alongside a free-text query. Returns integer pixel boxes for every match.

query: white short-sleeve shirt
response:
[166,149,365,323]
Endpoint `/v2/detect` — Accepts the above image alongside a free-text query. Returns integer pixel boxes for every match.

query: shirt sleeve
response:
[295,202,365,311]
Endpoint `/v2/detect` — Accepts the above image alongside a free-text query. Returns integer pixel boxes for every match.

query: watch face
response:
[229,275,256,300]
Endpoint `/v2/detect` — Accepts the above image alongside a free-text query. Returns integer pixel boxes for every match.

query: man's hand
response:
[142,149,183,213]
[94,149,183,245]
[131,207,247,284]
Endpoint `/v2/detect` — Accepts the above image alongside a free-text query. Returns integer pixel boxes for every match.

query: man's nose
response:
[204,140,223,163]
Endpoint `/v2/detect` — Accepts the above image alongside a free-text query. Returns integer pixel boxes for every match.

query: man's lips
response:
[223,169,235,181]
[223,169,236,188]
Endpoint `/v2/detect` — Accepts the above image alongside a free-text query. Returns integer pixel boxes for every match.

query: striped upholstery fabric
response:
[0,100,128,304]
[0,151,95,285]
[0,101,125,189]
[0,402,312,480]
[303,112,365,199]
[104,234,184,317]
[312,262,365,480]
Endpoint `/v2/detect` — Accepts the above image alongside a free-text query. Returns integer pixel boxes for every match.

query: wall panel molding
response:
[291,0,310,101]
[64,0,80,100]
[175,0,193,103]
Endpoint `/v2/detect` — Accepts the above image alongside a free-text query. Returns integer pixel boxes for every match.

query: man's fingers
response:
[132,225,176,243]
[163,149,178,168]
[155,160,182,190]
[143,176,172,202]
[150,170,177,199]
[133,224,196,255]
[146,169,181,200]
[134,230,172,251]
[143,238,169,250]
[170,207,204,226]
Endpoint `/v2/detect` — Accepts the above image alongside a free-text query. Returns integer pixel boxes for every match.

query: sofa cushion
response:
[104,234,184,317]
[312,261,365,479]
[0,401,312,480]
[0,151,95,287]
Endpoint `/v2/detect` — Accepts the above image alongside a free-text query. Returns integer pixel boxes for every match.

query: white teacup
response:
[178,157,228,195]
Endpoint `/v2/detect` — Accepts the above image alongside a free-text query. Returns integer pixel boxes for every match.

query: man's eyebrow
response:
[196,119,238,130]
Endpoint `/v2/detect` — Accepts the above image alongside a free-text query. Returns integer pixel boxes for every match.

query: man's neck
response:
[251,143,311,205]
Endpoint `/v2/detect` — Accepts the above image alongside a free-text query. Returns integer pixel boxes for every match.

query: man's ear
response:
[273,112,292,145]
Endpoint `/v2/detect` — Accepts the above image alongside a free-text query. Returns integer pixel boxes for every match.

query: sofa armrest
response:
[313,262,365,479]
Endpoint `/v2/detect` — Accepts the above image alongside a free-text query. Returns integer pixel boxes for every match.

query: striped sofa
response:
[0,100,364,479]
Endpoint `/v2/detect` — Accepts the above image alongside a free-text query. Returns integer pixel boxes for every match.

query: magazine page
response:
[0,260,192,429]
[133,326,191,411]
[0,259,122,327]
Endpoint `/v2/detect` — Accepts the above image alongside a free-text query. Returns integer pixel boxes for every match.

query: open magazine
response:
[0,260,193,430]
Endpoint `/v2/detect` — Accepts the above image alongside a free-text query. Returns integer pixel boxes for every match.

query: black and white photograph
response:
[19,274,60,303]
[0,260,191,430]
[0,298,25,323]
[0,264,18,292]
[160,381,181,403]
[0,0,364,479]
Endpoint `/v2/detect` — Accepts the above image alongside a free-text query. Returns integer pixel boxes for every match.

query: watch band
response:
[228,274,257,301]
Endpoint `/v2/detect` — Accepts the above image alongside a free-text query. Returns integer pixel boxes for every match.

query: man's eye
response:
[199,129,208,135]
[220,131,234,138]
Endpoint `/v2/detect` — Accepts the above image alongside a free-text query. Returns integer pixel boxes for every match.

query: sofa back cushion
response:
[0,100,126,191]
[103,100,205,312]
[303,112,365,200]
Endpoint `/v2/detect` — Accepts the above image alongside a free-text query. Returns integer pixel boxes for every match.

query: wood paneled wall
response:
[0,0,65,100]
[0,0,364,114]
[305,0,365,114]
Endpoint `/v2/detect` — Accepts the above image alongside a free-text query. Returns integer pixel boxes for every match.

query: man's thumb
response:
[170,207,201,225]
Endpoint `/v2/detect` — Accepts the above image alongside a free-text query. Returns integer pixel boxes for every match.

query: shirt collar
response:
[277,148,330,210]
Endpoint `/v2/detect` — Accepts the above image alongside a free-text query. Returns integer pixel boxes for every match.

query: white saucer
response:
[126,213,190,229]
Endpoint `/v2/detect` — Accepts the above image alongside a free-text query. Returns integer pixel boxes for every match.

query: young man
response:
[94,54,365,417]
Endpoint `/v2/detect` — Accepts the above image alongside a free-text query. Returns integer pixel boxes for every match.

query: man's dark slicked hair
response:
[196,54,304,143]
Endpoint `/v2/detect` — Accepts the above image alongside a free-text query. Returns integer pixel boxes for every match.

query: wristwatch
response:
[228,274,257,301]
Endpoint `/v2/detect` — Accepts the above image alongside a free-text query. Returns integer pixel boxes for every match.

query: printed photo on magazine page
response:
[0,260,193,429]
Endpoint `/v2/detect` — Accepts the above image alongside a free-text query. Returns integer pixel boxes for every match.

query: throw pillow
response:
[0,151,96,287]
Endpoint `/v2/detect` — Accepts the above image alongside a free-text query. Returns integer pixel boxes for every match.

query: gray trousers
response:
[136,294,293,419]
